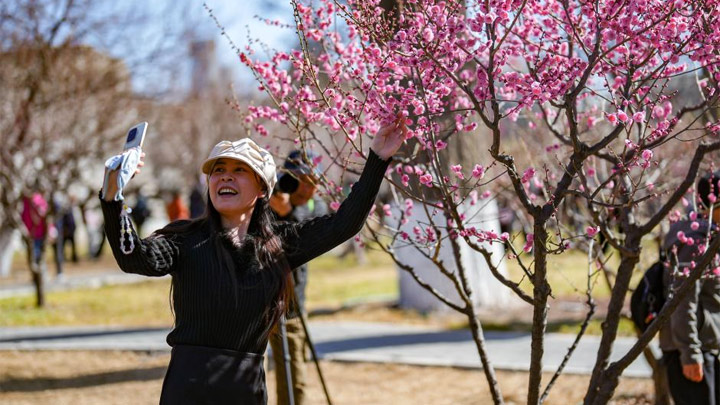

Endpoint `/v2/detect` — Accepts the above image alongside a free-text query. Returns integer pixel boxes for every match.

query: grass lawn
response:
[1,242,649,337]
[0,280,174,327]
[0,249,397,327]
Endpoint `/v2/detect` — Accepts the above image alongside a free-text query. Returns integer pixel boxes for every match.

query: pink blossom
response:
[500,232,509,241]
[691,221,700,230]
[422,27,434,43]
[641,149,653,161]
[419,174,433,187]
[606,113,618,125]
[523,233,534,253]
[652,105,666,119]
[330,201,340,211]
[633,112,646,122]
[521,167,536,183]
[586,226,599,237]
[472,164,485,179]
[677,231,687,244]
[451,165,464,179]
[617,111,629,123]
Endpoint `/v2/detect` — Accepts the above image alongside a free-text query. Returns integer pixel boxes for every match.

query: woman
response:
[100,119,406,404]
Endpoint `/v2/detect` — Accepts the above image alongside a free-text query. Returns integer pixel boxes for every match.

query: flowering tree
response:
[229,0,720,403]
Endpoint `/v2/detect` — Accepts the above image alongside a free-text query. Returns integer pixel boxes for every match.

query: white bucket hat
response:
[201,139,277,192]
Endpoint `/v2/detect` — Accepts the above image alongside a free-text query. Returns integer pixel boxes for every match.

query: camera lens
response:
[127,128,137,143]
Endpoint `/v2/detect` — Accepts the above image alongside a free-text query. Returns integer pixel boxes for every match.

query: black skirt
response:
[160,345,267,404]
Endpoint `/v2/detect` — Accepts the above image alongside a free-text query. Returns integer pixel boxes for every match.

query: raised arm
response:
[100,149,180,276]
[280,118,406,268]
[101,197,183,277]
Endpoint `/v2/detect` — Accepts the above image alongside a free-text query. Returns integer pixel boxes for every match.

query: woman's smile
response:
[217,186,239,197]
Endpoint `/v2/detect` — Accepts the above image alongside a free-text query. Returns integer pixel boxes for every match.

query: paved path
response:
[0,321,656,378]
[0,271,163,299]
[0,271,656,378]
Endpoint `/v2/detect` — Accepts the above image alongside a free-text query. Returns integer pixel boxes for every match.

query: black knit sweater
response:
[101,151,389,354]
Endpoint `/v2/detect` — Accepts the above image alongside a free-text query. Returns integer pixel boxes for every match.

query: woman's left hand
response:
[370,116,407,160]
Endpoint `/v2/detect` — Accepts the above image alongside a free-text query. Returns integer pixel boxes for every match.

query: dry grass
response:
[0,351,652,405]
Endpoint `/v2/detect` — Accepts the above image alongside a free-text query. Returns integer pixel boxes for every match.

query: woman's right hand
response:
[370,116,407,161]
[102,152,145,201]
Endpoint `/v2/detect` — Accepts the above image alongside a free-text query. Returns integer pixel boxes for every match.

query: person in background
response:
[268,150,328,405]
[166,190,190,222]
[660,172,720,405]
[189,176,206,219]
[51,195,65,279]
[21,189,49,267]
[62,196,78,263]
[131,190,152,237]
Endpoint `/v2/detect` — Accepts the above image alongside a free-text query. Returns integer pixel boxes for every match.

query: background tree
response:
[0,0,199,306]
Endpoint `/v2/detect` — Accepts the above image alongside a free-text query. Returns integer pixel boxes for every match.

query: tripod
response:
[278,301,333,405]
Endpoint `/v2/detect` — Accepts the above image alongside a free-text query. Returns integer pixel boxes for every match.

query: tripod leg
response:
[298,312,333,405]
[279,316,295,405]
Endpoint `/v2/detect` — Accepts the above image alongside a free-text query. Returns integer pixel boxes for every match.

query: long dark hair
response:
[155,189,293,329]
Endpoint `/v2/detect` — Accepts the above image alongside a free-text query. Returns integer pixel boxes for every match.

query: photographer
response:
[269,150,327,405]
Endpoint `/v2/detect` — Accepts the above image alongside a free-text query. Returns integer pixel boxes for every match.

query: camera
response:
[278,174,300,194]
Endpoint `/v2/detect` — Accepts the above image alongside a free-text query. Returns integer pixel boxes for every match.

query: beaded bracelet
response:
[119,204,135,255]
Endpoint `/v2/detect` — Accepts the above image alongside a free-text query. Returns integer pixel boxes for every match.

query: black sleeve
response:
[279,150,390,269]
[100,197,182,277]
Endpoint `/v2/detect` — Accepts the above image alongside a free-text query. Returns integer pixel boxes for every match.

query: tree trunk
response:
[24,237,46,307]
[527,222,550,405]
[585,239,641,404]
[467,311,504,404]
[0,227,18,277]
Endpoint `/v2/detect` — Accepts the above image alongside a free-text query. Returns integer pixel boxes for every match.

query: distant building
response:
[189,40,232,97]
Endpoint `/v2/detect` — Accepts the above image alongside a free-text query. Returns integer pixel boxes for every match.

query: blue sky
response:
[204,0,295,62]
[77,0,296,96]
[168,0,297,95]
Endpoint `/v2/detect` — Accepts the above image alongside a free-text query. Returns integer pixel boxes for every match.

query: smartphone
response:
[123,122,148,151]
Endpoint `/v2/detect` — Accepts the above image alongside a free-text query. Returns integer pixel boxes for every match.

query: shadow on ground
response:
[0,327,168,343]
[0,366,166,393]
[316,329,527,354]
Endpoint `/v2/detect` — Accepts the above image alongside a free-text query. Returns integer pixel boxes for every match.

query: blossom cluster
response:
[238,0,720,255]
